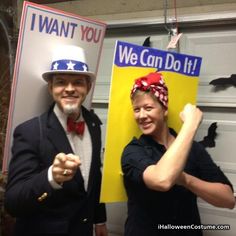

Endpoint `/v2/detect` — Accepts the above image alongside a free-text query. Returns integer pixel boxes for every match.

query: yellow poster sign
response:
[101,41,202,202]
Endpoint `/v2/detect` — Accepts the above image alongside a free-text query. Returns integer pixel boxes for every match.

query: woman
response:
[121,72,235,236]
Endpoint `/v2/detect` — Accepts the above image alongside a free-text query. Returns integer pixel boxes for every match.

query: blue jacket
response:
[5,104,106,236]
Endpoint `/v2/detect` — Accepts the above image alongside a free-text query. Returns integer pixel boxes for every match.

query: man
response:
[4,45,108,236]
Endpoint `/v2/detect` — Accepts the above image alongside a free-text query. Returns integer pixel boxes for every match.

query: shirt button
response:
[83,218,88,222]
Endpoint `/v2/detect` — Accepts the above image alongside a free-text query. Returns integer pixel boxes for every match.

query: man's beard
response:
[63,104,79,115]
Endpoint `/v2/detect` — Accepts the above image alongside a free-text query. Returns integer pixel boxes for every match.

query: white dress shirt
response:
[48,104,92,191]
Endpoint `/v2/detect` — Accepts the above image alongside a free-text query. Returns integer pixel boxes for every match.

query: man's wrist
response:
[48,165,63,189]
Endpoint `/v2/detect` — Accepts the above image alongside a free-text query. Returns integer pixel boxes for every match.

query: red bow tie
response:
[67,118,85,136]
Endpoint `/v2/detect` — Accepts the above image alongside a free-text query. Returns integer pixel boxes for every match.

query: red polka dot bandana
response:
[130,72,168,108]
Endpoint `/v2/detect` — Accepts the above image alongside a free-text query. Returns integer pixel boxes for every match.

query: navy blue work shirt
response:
[121,129,233,236]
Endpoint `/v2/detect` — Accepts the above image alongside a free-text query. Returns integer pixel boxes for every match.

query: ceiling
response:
[29,0,77,4]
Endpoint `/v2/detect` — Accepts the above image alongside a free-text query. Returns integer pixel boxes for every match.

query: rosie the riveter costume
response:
[121,72,233,236]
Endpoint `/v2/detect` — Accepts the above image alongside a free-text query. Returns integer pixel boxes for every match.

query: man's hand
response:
[52,153,81,184]
[95,224,108,236]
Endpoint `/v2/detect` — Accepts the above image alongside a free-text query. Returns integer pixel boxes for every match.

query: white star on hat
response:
[67,61,76,70]
[83,64,88,71]
[53,62,59,70]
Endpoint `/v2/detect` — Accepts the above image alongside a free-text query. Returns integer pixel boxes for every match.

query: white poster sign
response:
[3,1,106,172]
